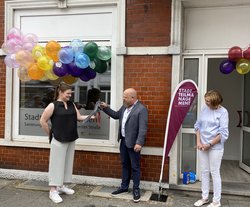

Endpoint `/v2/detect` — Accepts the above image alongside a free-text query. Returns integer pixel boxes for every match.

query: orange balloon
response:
[62,75,78,84]
[45,40,61,62]
[28,63,45,80]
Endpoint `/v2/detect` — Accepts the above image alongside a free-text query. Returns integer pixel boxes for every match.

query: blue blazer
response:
[103,101,148,148]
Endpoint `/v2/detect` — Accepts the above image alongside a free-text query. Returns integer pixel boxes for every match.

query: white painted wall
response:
[184,5,250,50]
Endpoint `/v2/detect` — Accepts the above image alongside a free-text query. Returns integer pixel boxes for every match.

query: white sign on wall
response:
[19,108,110,140]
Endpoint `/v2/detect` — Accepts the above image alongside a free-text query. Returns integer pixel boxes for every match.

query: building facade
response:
[0,0,249,193]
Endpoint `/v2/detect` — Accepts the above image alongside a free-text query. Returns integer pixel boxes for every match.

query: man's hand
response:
[99,102,108,109]
[134,144,142,152]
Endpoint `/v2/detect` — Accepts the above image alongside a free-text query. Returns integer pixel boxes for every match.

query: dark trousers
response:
[120,138,141,191]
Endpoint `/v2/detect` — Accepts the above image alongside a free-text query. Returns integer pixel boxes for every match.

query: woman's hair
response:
[55,82,72,100]
[204,90,223,108]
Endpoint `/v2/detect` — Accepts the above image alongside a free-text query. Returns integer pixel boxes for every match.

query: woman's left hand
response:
[201,144,210,151]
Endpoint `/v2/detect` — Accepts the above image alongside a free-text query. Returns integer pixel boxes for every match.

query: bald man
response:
[100,88,148,203]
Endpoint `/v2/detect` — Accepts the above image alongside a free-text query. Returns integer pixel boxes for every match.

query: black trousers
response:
[119,138,141,190]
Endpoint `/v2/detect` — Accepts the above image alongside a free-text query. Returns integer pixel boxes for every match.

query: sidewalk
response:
[0,178,250,207]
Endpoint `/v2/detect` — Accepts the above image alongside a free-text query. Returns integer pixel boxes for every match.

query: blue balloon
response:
[70,39,84,56]
[75,53,90,69]
[58,47,74,64]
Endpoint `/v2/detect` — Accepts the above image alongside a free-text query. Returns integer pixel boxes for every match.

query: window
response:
[19,64,111,140]
[182,58,198,128]
[7,2,122,147]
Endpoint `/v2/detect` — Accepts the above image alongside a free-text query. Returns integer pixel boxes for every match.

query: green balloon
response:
[93,58,107,73]
[96,46,111,61]
[84,41,98,58]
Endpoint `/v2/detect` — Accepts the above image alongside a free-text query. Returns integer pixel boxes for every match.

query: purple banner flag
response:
[165,79,198,157]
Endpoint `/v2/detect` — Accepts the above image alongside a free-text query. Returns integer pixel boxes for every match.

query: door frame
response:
[179,53,240,181]
[239,75,250,173]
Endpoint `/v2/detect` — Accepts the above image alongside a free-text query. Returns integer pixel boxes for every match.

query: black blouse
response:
[50,101,78,142]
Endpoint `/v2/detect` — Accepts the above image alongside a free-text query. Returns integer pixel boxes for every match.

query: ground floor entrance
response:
[169,1,250,195]
[173,56,250,195]
[207,57,250,195]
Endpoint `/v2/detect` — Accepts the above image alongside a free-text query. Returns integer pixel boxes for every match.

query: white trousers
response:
[199,148,224,203]
[49,138,75,186]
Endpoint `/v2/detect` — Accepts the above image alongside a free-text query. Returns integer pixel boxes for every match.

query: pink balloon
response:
[7,33,22,41]
[1,42,10,54]
[4,54,20,68]
[15,50,35,68]
[6,38,23,54]
[22,33,38,44]
[7,27,22,40]
[22,42,37,51]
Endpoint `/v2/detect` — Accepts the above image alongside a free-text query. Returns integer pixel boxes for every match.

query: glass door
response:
[240,73,250,173]
[180,57,200,178]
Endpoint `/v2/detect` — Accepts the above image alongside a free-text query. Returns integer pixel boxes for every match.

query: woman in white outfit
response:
[194,90,229,207]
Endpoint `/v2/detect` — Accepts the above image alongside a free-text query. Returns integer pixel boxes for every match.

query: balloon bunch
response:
[220,46,250,75]
[1,27,111,83]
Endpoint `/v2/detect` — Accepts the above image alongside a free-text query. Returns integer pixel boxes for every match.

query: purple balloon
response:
[219,59,235,74]
[84,67,97,79]
[79,67,96,81]
[79,73,91,82]
[53,62,68,77]
[67,62,84,77]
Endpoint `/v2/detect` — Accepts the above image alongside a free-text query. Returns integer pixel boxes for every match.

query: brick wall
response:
[0,0,172,183]
[124,0,172,182]
[126,0,171,46]
[124,55,171,147]
[0,0,5,138]
[0,146,168,182]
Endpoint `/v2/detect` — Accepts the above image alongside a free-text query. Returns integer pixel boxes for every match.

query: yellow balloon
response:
[45,69,59,80]
[62,75,78,84]
[236,59,250,75]
[39,75,48,81]
[32,45,45,60]
[37,55,53,71]
[28,63,45,80]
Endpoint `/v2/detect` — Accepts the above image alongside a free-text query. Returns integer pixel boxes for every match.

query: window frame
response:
[4,0,125,150]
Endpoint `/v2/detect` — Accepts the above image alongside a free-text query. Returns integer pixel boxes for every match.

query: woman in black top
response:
[40,82,91,203]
